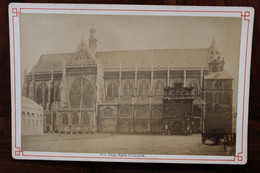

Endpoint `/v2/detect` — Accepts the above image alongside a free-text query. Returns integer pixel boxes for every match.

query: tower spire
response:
[209,36,216,50]
[208,37,225,73]
[88,24,97,55]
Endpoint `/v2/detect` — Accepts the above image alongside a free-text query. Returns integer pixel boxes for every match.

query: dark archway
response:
[171,122,183,135]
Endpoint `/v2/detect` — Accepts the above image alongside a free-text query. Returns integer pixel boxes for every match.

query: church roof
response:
[97,48,209,69]
[32,53,73,73]
[204,70,233,80]
[21,96,43,111]
[31,48,209,73]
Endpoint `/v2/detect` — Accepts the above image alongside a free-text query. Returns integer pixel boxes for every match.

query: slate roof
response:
[22,96,43,111]
[204,70,233,80]
[31,48,209,73]
[98,48,209,69]
[32,53,73,73]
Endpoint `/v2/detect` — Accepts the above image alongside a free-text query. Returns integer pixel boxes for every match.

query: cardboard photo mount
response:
[9,3,254,164]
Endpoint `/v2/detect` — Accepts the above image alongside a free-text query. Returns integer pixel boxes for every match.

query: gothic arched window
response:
[215,81,222,90]
[54,82,61,102]
[152,107,163,118]
[193,105,202,116]
[46,115,51,124]
[155,80,165,95]
[220,65,223,72]
[36,83,48,110]
[213,65,218,72]
[70,78,94,108]
[83,83,94,108]
[135,107,149,118]
[215,104,220,113]
[107,82,118,97]
[139,81,149,96]
[119,108,131,118]
[82,113,89,125]
[214,92,221,104]
[223,91,232,105]
[123,81,133,96]
[70,80,81,108]
[62,114,68,125]
[103,107,113,117]
[72,114,79,125]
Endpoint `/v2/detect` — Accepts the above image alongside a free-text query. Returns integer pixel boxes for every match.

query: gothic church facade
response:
[22,26,233,134]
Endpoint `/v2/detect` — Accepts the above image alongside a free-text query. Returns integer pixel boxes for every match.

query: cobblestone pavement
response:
[22,134,235,156]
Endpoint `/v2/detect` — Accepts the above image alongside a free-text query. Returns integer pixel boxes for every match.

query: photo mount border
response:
[9,4,253,164]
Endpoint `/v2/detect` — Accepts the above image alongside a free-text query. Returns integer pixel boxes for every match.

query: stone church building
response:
[22,26,233,134]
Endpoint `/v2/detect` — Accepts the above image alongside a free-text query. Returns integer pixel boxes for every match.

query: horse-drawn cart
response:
[201,129,225,145]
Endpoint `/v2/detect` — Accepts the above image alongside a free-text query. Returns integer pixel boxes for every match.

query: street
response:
[21,134,235,156]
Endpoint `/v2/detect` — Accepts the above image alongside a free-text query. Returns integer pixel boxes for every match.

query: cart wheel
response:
[224,142,227,151]
[212,138,218,145]
[215,138,220,145]
[201,138,206,144]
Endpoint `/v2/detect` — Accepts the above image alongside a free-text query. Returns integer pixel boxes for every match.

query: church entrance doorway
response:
[171,122,183,135]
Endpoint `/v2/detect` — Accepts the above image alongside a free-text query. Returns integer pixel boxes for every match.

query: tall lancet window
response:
[70,80,81,108]
[135,107,149,118]
[103,107,113,117]
[83,83,94,108]
[62,113,68,125]
[139,81,150,96]
[72,114,79,125]
[107,82,118,97]
[119,107,131,118]
[155,80,165,95]
[123,81,133,96]
[82,112,89,125]
[54,82,61,102]
[70,78,94,108]
[36,83,48,110]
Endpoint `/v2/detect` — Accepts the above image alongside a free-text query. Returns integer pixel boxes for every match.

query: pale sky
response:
[19,13,242,108]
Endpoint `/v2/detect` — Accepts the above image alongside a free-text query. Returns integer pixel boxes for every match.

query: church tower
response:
[208,38,225,73]
[88,25,97,55]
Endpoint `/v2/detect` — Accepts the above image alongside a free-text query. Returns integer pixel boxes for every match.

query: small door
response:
[46,126,50,132]
[171,122,183,135]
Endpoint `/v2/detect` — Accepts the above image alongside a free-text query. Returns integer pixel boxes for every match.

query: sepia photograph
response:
[19,13,241,156]
[8,3,254,164]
